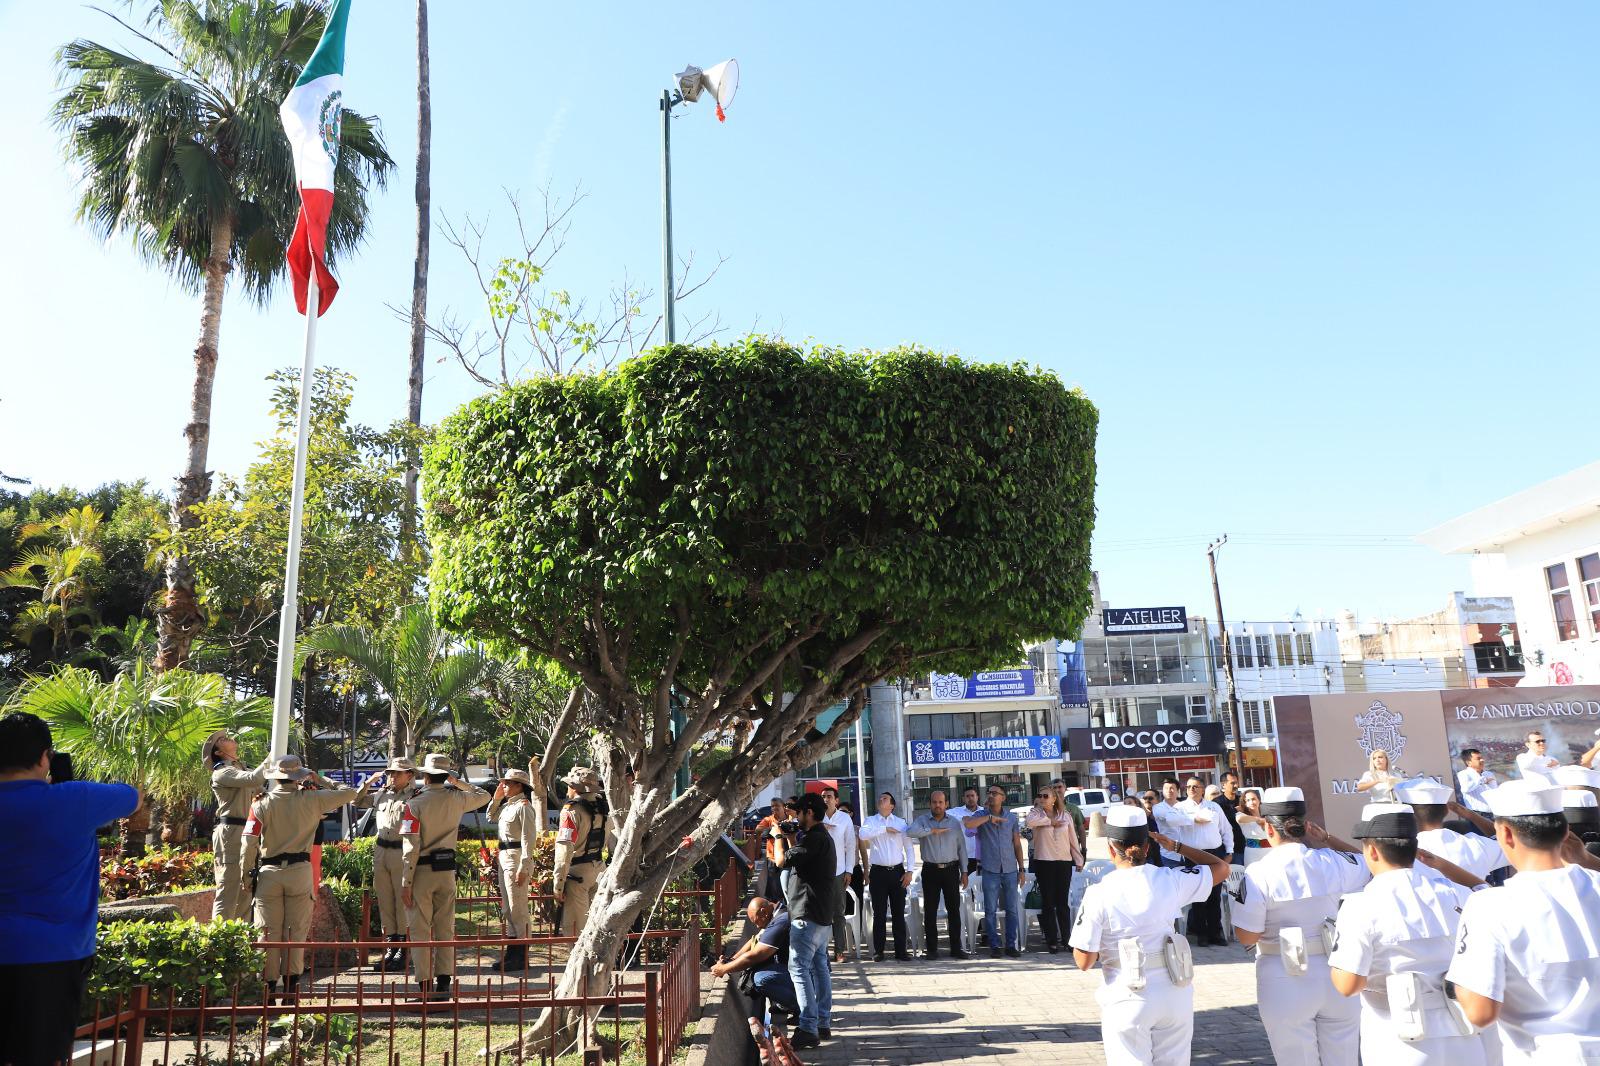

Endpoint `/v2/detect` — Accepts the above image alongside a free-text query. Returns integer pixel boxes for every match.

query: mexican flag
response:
[279,0,352,317]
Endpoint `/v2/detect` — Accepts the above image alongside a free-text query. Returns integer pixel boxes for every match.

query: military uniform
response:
[353,757,417,971]
[1397,780,1509,883]
[399,753,490,997]
[1232,786,1370,1066]
[553,767,608,936]
[1446,782,1600,1063]
[1328,802,1491,1066]
[488,768,540,972]
[1068,805,1209,1066]
[240,756,356,991]
[204,731,269,922]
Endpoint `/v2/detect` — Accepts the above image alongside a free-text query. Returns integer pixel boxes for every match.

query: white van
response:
[1063,788,1112,819]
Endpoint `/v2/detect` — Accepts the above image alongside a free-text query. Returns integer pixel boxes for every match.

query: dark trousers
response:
[868,864,908,955]
[1186,846,1229,939]
[922,863,962,953]
[0,956,93,1066]
[1033,860,1074,947]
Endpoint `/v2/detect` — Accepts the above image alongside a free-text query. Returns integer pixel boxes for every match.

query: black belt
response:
[263,852,310,866]
[219,816,247,827]
[499,841,522,851]
[376,838,402,850]
[871,863,906,871]
[925,860,958,869]
[573,852,602,865]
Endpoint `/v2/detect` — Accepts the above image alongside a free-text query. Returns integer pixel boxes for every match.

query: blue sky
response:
[3,2,1597,625]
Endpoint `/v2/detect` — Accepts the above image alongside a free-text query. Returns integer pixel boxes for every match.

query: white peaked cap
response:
[1554,764,1600,789]
[1106,805,1149,830]
[1262,786,1304,804]
[1358,802,1415,820]
[1484,780,1566,818]
[1395,781,1453,805]
[1566,789,1599,810]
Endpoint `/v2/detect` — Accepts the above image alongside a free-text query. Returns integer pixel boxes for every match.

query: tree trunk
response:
[154,212,234,672]
[529,686,584,831]
[121,796,153,858]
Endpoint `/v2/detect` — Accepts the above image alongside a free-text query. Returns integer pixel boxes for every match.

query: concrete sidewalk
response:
[802,941,1274,1066]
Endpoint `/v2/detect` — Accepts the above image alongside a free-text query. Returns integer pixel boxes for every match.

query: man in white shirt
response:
[1513,731,1559,784]
[818,786,858,964]
[1446,780,1600,1062]
[858,792,912,961]
[956,787,984,875]
[1396,781,1507,882]
[1455,748,1498,817]
[1151,778,1194,868]
[1177,776,1232,947]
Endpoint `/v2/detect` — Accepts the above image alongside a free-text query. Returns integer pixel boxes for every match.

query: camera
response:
[778,819,801,836]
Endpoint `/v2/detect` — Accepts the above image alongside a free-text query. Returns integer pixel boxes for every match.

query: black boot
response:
[265,980,278,1006]
[380,935,408,973]
[284,974,301,1000]
[502,944,527,973]
[430,974,451,1002]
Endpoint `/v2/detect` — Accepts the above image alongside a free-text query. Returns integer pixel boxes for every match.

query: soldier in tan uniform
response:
[553,766,609,937]
[352,756,417,972]
[488,767,540,972]
[204,731,270,921]
[400,753,490,1000]
[240,756,356,1000]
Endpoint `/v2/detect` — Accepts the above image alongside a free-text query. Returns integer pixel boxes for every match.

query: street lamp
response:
[660,60,739,346]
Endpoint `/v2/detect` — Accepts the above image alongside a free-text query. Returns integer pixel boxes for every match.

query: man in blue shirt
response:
[0,712,140,1066]
[962,785,1027,957]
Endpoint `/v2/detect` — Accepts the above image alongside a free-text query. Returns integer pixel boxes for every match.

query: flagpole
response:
[269,271,321,758]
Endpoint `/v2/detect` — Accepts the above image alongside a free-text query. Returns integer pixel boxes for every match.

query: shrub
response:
[319,837,374,885]
[323,876,364,936]
[100,845,213,901]
[89,918,262,1008]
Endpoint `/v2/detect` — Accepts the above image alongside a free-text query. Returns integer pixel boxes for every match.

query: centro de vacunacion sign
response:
[908,736,1063,766]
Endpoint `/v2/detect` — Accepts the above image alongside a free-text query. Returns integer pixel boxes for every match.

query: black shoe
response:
[925,949,939,960]
[895,953,913,961]
[792,1032,820,1050]
[380,937,408,973]
[1047,944,1060,954]
[1207,936,1230,947]
[950,950,971,960]
[873,952,885,962]
[990,947,1002,958]
[429,974,451,1002]
[1004,947,1021,958]
[818,1028,832,1040]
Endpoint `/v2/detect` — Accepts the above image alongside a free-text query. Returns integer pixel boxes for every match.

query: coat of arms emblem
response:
[1354,700,1406,761]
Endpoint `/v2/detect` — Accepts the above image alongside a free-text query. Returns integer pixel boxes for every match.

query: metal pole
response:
[1207,536,1247,785]
[269,271,320,758]
[854,703,867,814]
[661,88,676,347]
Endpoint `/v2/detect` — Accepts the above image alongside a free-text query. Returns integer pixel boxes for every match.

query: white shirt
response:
[1445,865,1600,1060]
[1069,863,1215,969]
[822,809,857,877]
[1328,868,1473,1033]
[1514,751,1560,784]
[956,803,983,862]
[1177,798,1228,853]
[1456,766,1499,813]
[1232,842,1372,938]
[859,813,911,867]
[1416,826,1506,881]
[1151,800,1193,862]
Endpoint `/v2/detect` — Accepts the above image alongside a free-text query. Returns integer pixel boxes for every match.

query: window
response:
[1255,635,1274,667]
[1187,695,1210,720]
[1472,642,1520,674]
[1275,634,1294,669]
[1155,636,1183,682]
[1295,633,1315,666]
[1086,640,1112,686]
[1240,700,1274,735]
[1234,634,1254,668]
[1581,553,1600,635]
[1548,563,1579,641]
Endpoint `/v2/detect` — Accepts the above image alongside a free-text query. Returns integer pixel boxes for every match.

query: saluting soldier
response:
[352,756,417,972]
[1446,780,1600,1063]
[1068,805,1230,1065]
[553,766,609,936]
[204,730,270,921]
[1231,786,1372,1066]
[1328,802,1492,1066]
[487,767,539,973]
[240,756,356,1001]
[399,753,490,1001]
[1398,781,1508,882]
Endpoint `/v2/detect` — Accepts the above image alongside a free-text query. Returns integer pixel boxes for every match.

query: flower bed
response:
[101,845,213,901]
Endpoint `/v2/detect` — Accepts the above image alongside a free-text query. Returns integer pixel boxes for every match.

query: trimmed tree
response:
[423,340,1097,1047]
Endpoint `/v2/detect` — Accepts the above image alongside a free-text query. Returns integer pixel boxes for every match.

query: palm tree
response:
[297,603,489,756]
[2,509,106,656]
[52,1,395,672]
[10,664,271,855]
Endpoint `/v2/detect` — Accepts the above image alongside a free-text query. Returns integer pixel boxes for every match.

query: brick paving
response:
[803,941,1274,1066]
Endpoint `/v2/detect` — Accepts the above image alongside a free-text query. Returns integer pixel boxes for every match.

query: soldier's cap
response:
[1352,802,1417,839]
[1554,764,1600,790]
[1260,786,1306,817]
[201,730,231,766]
[1103,804,1149,843]
[563,766,599,787]
[384,757,417,773]
[1564,789,1600,827]
[420,753,454,774]
[1483,780,1565,818]
[501,768,533,787]
[1394,780,1452,806]
[264,755,311,781]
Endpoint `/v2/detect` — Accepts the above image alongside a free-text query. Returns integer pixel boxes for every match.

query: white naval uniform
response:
[1445,865,1600,1064]
[1327,867,1492,1066]
[1416,826,1507,881]
[1069,863,1214,1066]
[1231,842,1371,1066]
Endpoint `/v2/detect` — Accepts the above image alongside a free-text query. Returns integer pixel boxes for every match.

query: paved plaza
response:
[804,942,1274,1066]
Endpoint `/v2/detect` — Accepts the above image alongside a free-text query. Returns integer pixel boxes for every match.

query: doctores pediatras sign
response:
[1067,723,1226,760]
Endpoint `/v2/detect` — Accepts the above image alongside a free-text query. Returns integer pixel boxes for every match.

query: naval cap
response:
[1260,786,1306,817]
[1564,788,1600,827]
[1104,804,1149,843]
[1483,780,1566,818]
[1352,802,1418,839]
[1394,780,1452,806]
[1554,764,1600,790]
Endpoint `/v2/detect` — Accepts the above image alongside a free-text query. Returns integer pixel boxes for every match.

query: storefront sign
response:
[1242,749,1276,768]
[1441,687,1600,780]
[907,735,1062,766]
[928,669,1037,700]
[1174,756,1217,771]
[1067,723,1225,760]
[1102,606,1188,635]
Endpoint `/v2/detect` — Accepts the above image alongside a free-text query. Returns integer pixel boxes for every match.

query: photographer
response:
[770,792,835,1049]
[711,896,799,1019]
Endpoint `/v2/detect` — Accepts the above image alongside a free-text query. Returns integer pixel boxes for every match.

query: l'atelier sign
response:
[1102,607,1188,635]
[1067,722,1226,760]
